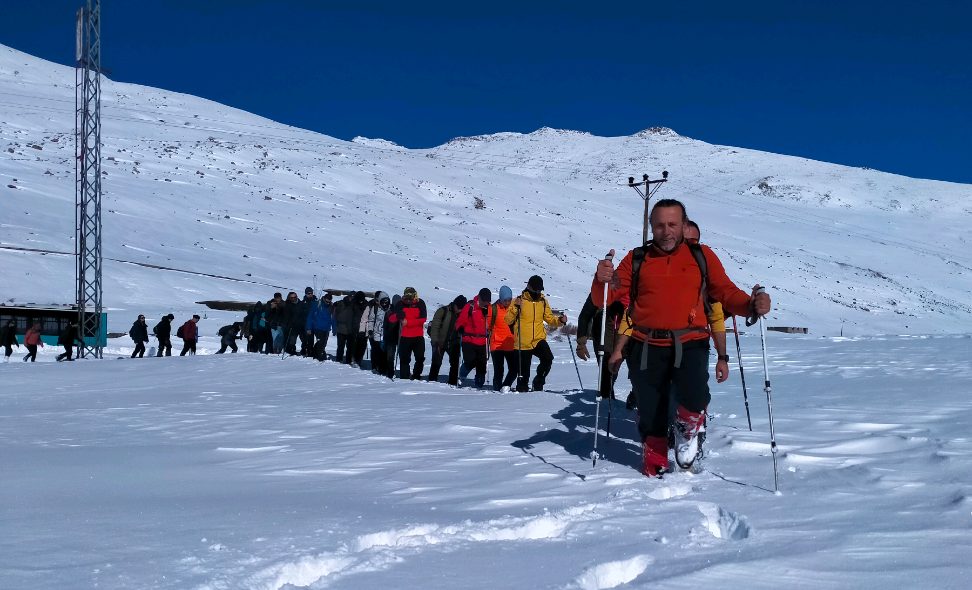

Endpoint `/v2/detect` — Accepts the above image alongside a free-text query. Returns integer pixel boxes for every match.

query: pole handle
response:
[745,286,766,327]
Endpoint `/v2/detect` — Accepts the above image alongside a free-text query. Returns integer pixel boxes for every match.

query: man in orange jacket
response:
[593,198,771,476]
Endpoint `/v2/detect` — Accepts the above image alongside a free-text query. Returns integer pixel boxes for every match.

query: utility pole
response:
[626,171,668,244]
[75,0,103,359]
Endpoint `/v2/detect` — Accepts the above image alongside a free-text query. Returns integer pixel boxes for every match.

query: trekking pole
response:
[749,287,779,493]
[280,327,291,360]
[565,332,585,391]
[731,315,753,431]
[515,312,521,386]
[592,250,614,467]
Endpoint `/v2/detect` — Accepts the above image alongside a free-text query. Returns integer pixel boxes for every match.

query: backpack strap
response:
[627,245,648,325]
[686,242,712,316]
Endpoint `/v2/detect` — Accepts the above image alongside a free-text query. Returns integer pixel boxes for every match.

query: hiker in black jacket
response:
[1,320,19,362]
[55,320,84,362]
[129,315,150,358]
[296,287,317,356]
[153,314,175,357]
[216,322,243,354]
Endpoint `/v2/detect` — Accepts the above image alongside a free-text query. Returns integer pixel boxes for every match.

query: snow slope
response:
[1,333,971,589]
[1,43,970,335]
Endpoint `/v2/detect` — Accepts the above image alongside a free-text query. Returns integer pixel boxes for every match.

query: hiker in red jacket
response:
[592,198,771,476]
[23,322,43,362]
[455,288,492,388]
[386,287,427,379]
[179,315,201,356]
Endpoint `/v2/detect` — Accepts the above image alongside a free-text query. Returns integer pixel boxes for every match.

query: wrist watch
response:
[717,354,730,363]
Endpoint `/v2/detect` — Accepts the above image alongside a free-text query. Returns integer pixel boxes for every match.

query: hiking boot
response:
[642,436,669,478]
[500,386,511,393]
[674,406,706,469]
[625,391,638,410]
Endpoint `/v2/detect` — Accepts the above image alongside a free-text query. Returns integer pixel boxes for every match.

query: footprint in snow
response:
[647,483,694,500]
[574,554,654,590]
[697,503,751,540]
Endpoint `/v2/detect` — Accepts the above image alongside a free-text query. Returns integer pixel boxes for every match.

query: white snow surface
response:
[2,44,972,589]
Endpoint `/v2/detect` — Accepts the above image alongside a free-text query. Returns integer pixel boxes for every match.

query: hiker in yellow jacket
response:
[504,275,567,392]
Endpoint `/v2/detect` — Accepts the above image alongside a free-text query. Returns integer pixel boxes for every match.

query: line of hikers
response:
[220,279,570,392]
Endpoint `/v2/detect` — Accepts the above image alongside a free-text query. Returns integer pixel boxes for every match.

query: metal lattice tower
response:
[75,0,103,359]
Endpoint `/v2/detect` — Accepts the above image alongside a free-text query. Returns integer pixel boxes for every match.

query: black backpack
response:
[176,324,185,339]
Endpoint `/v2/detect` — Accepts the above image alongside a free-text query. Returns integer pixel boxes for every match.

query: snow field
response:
[2,332,971,589]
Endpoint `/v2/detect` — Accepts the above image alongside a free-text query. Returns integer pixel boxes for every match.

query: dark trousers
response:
[4,344,13,359]
[516,340,554,392]
[24,344,38,362]
[384,341,398,378]
[157,338,172,357]
[216,336,238,354]
[491,349,519,390]
[595,348,618,399]
[312,331,330,361]
[300,332,314,356]
[460,342,489,387]
[285,329,300,355]
[398,336,425,380]
[56,345,74,361]
[180,339,197,356]
[428,340,460,385]
[370,339,385,374]
[628,339,710,441]
[353,333,367,367]
[132,341,146,358]
[336,333,352,364]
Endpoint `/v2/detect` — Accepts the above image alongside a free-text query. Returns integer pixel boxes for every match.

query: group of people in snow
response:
[3,318,87,363]
[217,279,570,393]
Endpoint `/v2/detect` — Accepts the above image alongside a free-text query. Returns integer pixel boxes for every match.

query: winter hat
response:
[478,288,492,304]
[498,286,513,302]
[527,275,544,292]
[452,295,468,309]
[404,286,418,298]
[392,294,402,305]
[167,313,175,320]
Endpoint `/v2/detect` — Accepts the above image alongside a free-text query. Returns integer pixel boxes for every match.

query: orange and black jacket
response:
[591,241,751,346]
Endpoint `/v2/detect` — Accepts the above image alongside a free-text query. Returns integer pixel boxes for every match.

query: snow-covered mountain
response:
[2,43,969,334]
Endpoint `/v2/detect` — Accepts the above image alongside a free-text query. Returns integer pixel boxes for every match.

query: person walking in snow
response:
[55,320,84,361]
[296,287,317,356]
[333,294,354,364]
[382,294,402,378]
[281,291,301,356]
[427,295,466,385]
[489,286,519,391]
[350,291,369,367]
[575,293,628,400]
[1,320,19,362]
[305,292,334,360]
[364,292,390,374]
[129,315,150,358]
[153,313,175,357]
[505,275,567,392]
[387,287,428,380]
[594,198,771,477]
[455,288,493,388]
[178,315,201,356]
[215,322,243,354]
[23,322,43,362]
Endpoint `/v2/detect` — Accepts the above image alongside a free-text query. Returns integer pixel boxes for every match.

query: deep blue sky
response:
[4,1,970,183]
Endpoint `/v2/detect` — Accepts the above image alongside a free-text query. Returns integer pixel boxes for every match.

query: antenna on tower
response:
[75,0,104,359]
